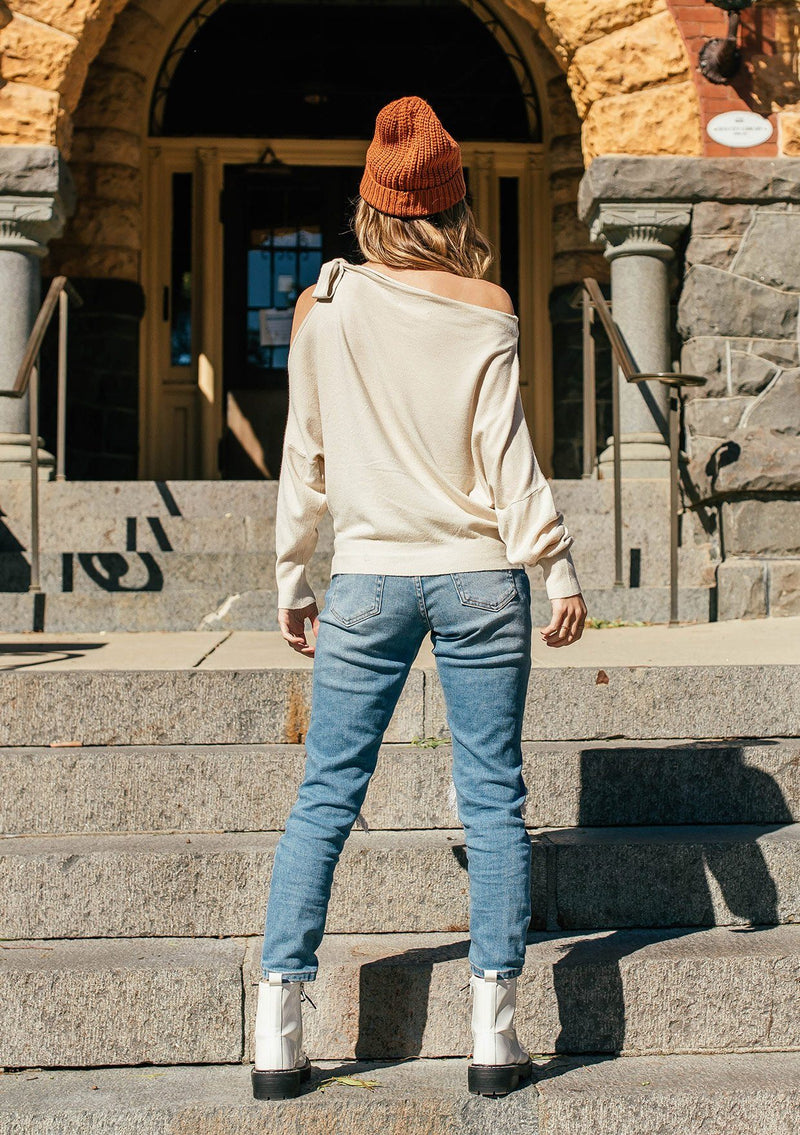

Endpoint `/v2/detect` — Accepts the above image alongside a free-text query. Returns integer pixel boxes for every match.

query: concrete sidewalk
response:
[0,616,798,671]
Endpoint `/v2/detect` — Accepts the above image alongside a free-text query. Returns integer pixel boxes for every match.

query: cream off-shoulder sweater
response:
[275,257,582,610]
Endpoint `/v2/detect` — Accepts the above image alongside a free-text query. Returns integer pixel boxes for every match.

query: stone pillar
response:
[587,203,691,478]
[0,147,75,478]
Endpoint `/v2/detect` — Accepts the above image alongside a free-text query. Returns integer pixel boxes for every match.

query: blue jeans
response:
[260,568,533,982]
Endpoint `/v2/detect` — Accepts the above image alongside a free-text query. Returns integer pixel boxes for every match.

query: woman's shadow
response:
[548,740,792,1063]
[336,740,792,1077]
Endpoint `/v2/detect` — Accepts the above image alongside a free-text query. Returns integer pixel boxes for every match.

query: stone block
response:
[780,110,800,156]
[241,925,800,1060]
[543,0,668,54]
[536,1052,800,1135]
[549,823,800,930]
[67,199,140,249]
[687,428,800,498]
[0,667,423,745]
[0,829,548,938]
[73,64,146,134]
[685,235,741,270]
[770,559,800,617]
[568,11,689,118]
[69,126,141,168]
[3,737,798,836]
[99,3,164,76]
[49,243,139,281]
[731,212,800,291]
[691,203,753,236]
[579,157,800,220]
[678,340,798,401]
[582,82,702,160]
[0,82,58,147]
[717,558,767,620]
[721,499,800,555]
[0,937,244,1066]
[678,266,798,340]
[740,368,800,432]
[0,1059,538,1134]
[0,13,80,98]
[683,396,750,438]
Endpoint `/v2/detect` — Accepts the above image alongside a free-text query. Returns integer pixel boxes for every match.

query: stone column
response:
[0,147,75,477]
[588,203,691,478]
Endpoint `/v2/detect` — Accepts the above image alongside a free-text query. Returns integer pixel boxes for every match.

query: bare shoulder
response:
[291,285,317,344]
[460,278,516,316]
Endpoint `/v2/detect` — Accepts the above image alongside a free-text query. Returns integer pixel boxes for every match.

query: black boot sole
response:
[252,1057,312,1100]
[468,1056,533,1098]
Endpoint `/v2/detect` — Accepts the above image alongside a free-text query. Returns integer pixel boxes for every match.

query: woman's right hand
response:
[540,594,587,647]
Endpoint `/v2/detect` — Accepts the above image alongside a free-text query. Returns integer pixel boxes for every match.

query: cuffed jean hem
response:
[469,964,524,980]
[260,969,318,983]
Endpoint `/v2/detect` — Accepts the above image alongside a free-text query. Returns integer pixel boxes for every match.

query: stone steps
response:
[0,478,719,634]
[0,583,716,632]
[3,825,798,939]
[2,927,798,1066]
[2,1054,799,1135]
[2,740,797,836]
[2,665,798,745]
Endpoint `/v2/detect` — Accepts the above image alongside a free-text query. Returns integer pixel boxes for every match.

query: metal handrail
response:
[0,275,82,593]
[580,278,706,625]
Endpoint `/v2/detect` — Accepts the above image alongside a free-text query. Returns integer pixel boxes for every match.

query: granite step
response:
[2,826,798,939]
[2,1053,799,1135]
[0,584,715,631]
[2,665,798,745]
[2,927,798,1067]
[2,739,797,837]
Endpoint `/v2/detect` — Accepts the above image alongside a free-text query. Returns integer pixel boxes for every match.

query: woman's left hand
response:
[278,604,320,657]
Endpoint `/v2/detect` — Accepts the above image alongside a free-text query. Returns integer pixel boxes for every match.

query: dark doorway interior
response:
[155,0,539,143]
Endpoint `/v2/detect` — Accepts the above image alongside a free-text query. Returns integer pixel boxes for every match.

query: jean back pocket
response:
[450,569,518,611]
[328,573,385,626]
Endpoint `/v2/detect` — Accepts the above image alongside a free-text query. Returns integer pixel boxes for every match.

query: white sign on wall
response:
[259,308,293,347]
[706,111,774,148]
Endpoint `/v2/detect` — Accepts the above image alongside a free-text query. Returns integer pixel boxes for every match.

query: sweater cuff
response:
[540,550,582,601]
[277,565,318,611]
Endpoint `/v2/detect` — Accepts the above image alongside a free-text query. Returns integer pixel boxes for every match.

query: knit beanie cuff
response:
[360,163,466,218]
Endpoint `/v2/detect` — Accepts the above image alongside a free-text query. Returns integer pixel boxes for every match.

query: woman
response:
[252,95,587,1102]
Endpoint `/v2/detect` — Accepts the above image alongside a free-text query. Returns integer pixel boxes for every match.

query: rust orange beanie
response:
[359,95,467,219]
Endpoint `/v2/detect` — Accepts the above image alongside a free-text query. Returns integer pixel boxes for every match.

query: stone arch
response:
[2,0,703,160]
[38,0,595,285]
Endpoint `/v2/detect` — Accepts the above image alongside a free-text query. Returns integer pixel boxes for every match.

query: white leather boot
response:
[467,971,532,1097]
[251,973,313,1100]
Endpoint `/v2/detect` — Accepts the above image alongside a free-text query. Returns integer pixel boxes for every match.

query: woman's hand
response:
[540,593,587,647]
[278,604,320,657]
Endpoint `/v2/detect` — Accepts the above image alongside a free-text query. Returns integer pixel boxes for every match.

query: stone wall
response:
[679,202,800,618]
[579,156,800,619]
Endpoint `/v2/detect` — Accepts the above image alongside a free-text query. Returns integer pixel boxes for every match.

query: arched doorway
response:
[141,0,553,478]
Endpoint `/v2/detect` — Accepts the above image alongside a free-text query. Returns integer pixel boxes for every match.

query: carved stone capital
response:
[589,203,692,263]
[0,194,68,257]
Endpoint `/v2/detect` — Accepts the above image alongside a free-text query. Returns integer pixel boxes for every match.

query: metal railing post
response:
[581,290,596,479]
[56,288,68,481]
[668,388,680,625]
[29,357,41,594]
[580,279,705,622]
[611,339,623,589]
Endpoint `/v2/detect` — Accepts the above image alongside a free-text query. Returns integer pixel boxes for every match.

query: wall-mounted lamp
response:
[699,0,756,85]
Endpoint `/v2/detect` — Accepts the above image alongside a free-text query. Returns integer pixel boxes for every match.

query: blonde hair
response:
[349,195,494,279]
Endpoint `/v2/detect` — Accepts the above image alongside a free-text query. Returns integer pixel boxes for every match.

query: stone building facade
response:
[0,0,799,618]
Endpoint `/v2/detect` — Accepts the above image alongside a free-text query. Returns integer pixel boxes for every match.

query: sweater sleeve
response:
[275,344,328,610]
[471,334,582,601]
